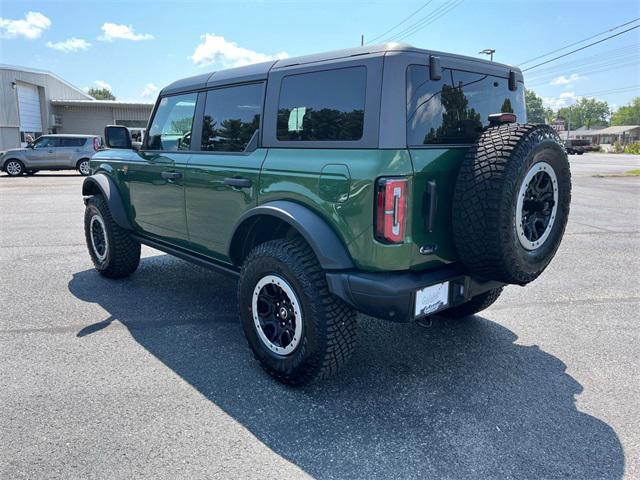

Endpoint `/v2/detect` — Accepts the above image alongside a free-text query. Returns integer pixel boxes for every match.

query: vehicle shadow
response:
[68,255,624,479]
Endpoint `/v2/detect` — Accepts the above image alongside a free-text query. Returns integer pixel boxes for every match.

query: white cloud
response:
[93,80,112,91]
[141,83,158,98]
[0,11,51,39]
[549,73,585,86]
[190,34,288,67]
[46,37,91,53]
[543,91,578,109]
[98,22,153,42]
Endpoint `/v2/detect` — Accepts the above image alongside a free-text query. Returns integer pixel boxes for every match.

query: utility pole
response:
[361,34,364,46]
[478,48,495,61]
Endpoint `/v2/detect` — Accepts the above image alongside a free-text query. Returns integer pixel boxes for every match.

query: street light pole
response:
[479,48,496,61]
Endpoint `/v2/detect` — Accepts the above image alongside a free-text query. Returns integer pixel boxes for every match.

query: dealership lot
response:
[1,153,638,479]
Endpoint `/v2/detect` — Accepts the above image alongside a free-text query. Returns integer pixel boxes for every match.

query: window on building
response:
[200,83,263,152]
[146,93,197,151]
[277,67,366,141]
[406,65,525,145]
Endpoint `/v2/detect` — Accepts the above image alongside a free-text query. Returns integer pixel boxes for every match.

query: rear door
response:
[58,137,87,167]
[126,92,197,243]
[184,82,266,260]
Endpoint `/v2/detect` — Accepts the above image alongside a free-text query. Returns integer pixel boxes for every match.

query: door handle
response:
[224,177,252,188]
[161,171,182,180]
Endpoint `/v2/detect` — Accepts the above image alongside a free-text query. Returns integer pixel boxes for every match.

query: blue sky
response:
[1,0,638,111]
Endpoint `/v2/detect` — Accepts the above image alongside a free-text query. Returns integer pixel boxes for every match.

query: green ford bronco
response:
[82,43,571,385]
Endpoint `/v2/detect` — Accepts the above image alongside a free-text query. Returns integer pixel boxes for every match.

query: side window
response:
[146,93,197,151]
[33,137,58,148]
[406,65,525,145]
[276,66,366,141]
[61,137,86,147]
[201,83,263,152]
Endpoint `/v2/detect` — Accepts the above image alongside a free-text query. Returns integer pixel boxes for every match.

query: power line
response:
[387,0,464,43]
[366,1,436,44]
[522,24,640,72]
[384,0,456,42]
[526,59,639,87]
[541,85,640,100]
[525,47,640,84]
[519,17,640,66]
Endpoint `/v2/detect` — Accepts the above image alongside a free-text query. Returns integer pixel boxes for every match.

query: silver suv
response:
[0,134,102,177]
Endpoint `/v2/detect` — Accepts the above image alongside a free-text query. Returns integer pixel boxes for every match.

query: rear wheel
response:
[238,238,357,386]
[84,195,140,278]
[439,287,503,318]
[77,159,91,176]
[4,160,24,176]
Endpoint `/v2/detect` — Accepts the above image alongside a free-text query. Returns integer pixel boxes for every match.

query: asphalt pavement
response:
[1,153,638,479]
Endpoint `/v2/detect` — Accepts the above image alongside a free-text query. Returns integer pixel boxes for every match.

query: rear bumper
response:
[326,264,504,322]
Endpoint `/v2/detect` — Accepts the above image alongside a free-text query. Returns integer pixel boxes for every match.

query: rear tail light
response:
[92,137,100,151]
[375,177,408,244]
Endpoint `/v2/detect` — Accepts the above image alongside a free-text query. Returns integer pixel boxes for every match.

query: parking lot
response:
[1,153,638,479]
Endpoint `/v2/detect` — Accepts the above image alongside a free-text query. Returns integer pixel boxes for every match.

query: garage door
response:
[17,83,43,133]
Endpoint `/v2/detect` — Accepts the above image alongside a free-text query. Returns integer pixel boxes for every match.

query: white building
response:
[0,65,153,150]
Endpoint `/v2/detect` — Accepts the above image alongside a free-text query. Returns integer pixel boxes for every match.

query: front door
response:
[126,92,197,244]
[26,136,58,168]
[184,82,266,261]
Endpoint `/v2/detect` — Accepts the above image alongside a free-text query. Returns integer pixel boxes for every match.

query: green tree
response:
[525,89,553,124]
[557,97,610,129]
[88,87,116,100]
[610,97,640,126]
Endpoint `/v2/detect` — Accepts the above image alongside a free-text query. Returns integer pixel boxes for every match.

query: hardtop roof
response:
[161,43,520,95]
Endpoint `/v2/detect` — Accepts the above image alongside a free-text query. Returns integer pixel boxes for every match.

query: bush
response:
[624,143,640,155]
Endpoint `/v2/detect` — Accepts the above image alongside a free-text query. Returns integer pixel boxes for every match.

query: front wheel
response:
[84,195,140,278]
[238,238,357,386]
[4,160,24,176]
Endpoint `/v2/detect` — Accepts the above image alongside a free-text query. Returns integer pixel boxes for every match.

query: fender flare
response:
[229,200,354,270]
[82,173,133,230]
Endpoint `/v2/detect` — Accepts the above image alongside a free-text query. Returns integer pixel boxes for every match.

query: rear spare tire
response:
[452,124,571,285]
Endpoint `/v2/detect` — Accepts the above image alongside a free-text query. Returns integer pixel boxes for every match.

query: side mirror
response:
[104,125,133,150]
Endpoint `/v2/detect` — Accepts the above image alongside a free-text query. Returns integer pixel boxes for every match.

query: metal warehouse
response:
[0,65,153,150]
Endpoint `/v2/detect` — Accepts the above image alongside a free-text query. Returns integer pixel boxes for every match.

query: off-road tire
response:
[238,238,357,386]
[439,287,503,318]
[4,159,24,176]
[84,195,140,278]
[453,124,571,285]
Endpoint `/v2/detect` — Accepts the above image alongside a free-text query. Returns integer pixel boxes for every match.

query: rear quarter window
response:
[276,66,366,142]
[60,137,87,147]
[407,65,525,146]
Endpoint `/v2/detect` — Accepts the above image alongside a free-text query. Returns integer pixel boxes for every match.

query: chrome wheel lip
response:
[516,161,559,251]
[6,161,22,176]
[89,214,109,262]
[252,274,303,356]
[79,160,90,175]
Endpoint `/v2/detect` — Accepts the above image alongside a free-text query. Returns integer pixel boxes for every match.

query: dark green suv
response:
[82,43,571,385]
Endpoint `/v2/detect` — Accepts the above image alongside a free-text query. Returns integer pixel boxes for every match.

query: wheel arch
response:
[229,201,354,270]
[82,173,133,230]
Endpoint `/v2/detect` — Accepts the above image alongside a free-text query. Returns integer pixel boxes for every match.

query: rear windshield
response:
[406,65,525,146]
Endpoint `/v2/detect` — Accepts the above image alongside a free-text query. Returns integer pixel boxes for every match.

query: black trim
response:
[326,263,504,322]
[132,234,240,277]
[229,200,354,270]
[82,174,133,230]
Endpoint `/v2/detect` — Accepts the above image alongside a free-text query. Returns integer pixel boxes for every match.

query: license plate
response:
[415,281,450,317]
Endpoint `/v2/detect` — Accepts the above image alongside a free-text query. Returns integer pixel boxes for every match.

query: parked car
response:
[564,139,597,155]
[1,134,102,176]
[81,43,571,385]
